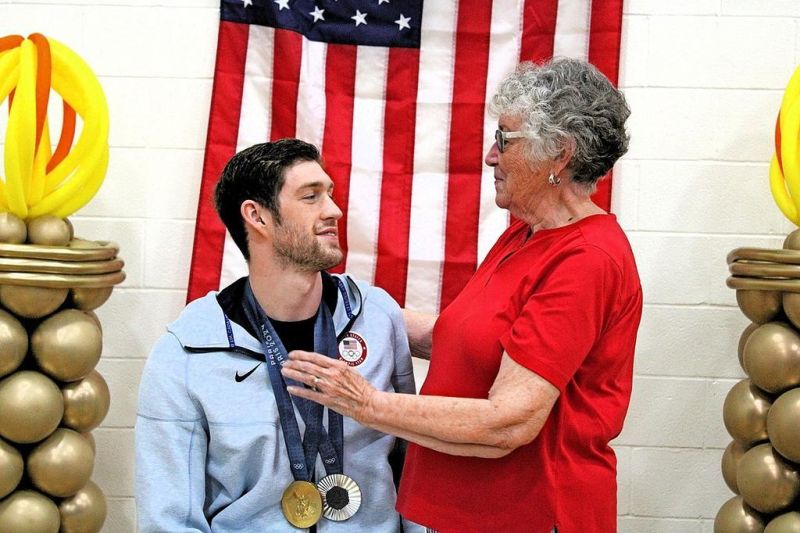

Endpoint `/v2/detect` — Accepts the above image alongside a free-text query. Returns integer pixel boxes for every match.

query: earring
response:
[547,173,561,186]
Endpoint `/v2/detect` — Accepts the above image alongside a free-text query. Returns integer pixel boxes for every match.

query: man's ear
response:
[240,200,269,232]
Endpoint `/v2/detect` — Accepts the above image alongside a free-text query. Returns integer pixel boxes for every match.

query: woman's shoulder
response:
[570,214,635,260]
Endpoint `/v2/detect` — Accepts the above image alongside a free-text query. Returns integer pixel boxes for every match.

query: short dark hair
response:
[213,139,322,261]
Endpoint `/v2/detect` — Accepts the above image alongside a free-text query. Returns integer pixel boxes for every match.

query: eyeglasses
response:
[494,129,526,153]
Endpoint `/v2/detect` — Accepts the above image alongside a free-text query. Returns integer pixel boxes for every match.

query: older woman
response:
[283,57,642,533]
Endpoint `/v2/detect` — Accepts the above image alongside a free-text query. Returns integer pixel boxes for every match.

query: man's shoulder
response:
[162,292,231,350]
[333,273,401,315]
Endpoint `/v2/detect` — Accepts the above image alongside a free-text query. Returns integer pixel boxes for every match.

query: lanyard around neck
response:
[243,281,344,481]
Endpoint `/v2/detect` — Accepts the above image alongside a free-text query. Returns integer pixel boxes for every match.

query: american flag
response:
[188,0,624,312]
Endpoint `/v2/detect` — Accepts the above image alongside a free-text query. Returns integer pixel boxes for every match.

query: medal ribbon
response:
[243,281,344,481]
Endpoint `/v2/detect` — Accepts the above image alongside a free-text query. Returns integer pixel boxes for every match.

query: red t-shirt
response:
[396,214,642,533]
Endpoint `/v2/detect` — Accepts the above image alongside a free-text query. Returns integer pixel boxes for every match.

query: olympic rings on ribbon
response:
[0,33,109,219]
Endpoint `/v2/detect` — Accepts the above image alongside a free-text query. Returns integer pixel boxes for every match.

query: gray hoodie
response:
[136,274,421,532]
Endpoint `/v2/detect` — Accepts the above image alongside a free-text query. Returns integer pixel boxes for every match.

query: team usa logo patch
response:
[338,332,367,367]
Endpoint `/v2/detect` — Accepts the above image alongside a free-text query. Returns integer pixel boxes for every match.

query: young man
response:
[136,139,419,532]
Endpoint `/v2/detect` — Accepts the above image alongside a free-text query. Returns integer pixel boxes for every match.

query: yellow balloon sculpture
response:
[0,33,109,220]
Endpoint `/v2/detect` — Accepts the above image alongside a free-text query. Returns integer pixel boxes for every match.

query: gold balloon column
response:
[0,35,122,533]
[717,65,800,533]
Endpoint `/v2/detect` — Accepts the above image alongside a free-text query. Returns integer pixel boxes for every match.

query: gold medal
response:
[317,474,361,521]
[281,480,322,528]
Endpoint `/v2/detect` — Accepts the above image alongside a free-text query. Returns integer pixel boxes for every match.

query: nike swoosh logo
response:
[235,363,262,382]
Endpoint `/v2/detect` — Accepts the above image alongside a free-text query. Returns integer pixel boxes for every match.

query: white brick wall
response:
[1,1,796,531]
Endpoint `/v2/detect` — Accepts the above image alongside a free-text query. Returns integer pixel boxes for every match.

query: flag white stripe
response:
[477,0,525,264]
[220,231,247,289]
[343,46,389,283]
[404,1,458,313]
[296,39,327,147]
[236,25,274,151]
[553,0,592,59]
[219,26,277,289]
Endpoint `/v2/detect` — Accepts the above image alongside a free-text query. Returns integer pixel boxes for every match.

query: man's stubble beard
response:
[272,220,343,272]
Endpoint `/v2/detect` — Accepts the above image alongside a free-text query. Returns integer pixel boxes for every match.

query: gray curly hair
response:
[489,57,630,193]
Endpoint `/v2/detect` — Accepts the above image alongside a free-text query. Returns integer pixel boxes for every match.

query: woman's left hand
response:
[282,350,376,422]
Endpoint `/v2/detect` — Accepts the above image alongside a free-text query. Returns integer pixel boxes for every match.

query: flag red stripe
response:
[440,0,493,311]
[513,0,560,227]
[187,21,249,303]
[322,45,357,275]
[588,0,624,212]
[270,29,302,140]
[373,48,421,306]
[588,0,624,84]
[519,0,559,63]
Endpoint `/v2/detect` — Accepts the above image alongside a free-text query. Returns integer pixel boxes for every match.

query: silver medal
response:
[317,474,361,521]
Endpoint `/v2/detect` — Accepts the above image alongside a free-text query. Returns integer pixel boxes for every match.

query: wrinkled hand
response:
[282,350,377,423]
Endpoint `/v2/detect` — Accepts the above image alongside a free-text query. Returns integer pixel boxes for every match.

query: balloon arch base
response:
[0,236,124,533]
[717,234,800,532]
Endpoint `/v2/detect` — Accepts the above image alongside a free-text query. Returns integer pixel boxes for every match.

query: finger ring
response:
[313,376,320,387]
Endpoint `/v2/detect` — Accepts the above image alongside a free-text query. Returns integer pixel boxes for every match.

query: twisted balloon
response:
[0,33,109,219]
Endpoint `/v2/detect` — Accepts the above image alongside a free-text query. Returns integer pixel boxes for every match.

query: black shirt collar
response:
[217,271,339,340]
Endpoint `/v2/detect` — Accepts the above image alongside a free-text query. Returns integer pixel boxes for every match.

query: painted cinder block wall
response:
[1,1,797,531]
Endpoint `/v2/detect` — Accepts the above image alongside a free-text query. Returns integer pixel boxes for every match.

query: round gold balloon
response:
[0,309,28,379]
[58,480,107,533]
[64,217,74,241]
[744,322,800,394]
[0,284,68,319]
[714,496,766,533]
[766,512,800,533]
[0,370,63,444]
[81,310,102,332]
[723,379,772,445]
[82,432,96,454]
[62,370,110,432]
[739,323,760,374]
[738,443,800,514]
[0,213,27,244]
[0,490,60,533]
[767,387,800,463]
[32,309,102,382]
[785,229,800,250]
[785,293,800,331]
[26,216,71,246]
[27,428,94,498]
[70,286,112,311]
[0,437,23,499]
[723,440,751,494]
[737,290,782,324]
